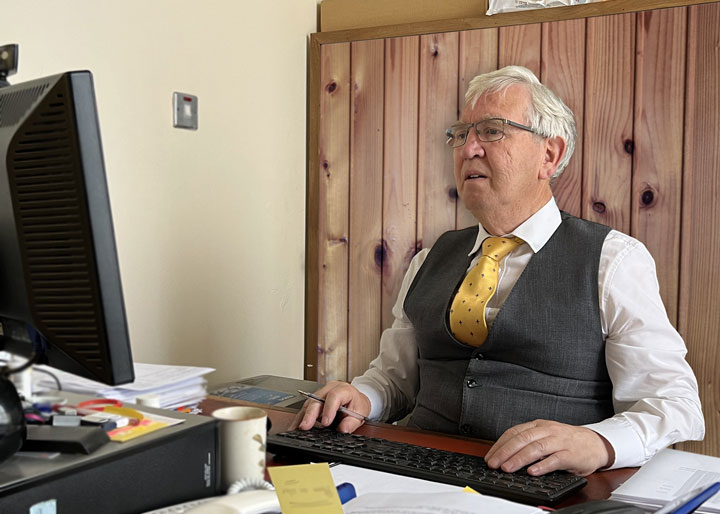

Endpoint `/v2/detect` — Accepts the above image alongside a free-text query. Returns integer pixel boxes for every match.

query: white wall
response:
[3,1,317,385]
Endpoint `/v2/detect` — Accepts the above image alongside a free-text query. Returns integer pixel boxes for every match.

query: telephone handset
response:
[143,479,280,514]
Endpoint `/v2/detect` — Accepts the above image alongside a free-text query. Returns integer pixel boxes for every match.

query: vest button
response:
[461,424,471,434]
[474,353,484,360]
[466,378,477,388]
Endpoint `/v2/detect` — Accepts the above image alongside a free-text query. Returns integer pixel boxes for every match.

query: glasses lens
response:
[475,119,505,141]
[446,126,469,148]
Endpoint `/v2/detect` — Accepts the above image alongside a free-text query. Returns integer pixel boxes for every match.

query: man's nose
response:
[460,128,486,159]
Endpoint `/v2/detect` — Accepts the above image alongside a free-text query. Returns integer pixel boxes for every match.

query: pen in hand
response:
[297,390,369,422]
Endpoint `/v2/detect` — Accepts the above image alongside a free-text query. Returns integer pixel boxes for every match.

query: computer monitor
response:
[0,70,134,460]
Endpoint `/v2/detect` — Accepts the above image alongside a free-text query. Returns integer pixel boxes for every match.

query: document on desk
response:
[330,464,543,514]
[611,448,720,513]
[33,362,214,408]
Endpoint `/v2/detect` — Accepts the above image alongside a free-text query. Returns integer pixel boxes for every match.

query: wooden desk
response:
[201,396,636,508]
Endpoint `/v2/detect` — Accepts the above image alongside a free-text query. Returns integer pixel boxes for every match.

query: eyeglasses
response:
[445,118,538,148]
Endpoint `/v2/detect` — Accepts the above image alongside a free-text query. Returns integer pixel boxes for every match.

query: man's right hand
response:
[290,380,371,434]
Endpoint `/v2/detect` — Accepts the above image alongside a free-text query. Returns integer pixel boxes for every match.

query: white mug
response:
[212,406,268,490]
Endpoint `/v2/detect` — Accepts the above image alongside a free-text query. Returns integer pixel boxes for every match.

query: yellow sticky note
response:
[268,463,344,514]
[463,486,480,494]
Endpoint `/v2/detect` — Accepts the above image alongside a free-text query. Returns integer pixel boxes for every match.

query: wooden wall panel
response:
[677,2,720,456]
[498,24,542,76]
[541,19,585,218]
[316,43,351,382]
[582,14,635,233]
[348,40,385,379]
[457,28,499,230]
[417,33,459,250]
[382,37,419,331]
[632,7,686,325]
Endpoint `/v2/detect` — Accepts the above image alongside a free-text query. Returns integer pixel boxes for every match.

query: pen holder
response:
[212,406,268,491]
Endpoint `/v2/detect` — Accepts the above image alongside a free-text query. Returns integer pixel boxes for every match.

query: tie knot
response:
[481,236,524,261]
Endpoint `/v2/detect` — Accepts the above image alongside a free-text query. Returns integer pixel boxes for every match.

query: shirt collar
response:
[468,197,562,256]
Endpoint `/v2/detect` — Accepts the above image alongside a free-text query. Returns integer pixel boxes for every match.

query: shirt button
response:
[466,378,477,388]
[461,424,471,434]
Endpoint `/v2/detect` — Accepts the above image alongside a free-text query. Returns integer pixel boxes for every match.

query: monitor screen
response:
[0,70,134,387]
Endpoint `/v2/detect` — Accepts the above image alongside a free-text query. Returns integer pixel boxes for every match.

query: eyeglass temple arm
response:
[504,119,536,134]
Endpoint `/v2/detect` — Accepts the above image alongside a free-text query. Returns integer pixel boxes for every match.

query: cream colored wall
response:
[4,1,317,385]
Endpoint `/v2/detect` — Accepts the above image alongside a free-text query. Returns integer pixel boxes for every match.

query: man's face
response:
[453,85,549,219]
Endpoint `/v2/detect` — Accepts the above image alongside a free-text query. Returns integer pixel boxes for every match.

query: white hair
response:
[465,65,577,182]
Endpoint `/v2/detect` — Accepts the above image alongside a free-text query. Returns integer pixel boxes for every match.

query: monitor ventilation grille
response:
[0,84,50,128]
[7,80,107,373]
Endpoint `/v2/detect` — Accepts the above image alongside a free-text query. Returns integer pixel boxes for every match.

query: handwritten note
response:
[269,463,344,514]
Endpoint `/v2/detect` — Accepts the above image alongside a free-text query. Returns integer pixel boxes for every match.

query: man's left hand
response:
[484,419,614,476]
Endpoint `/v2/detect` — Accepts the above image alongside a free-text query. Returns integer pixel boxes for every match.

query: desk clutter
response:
[8,390,720,514]
[5,360,216,452]
[22,396,186,447]
[0,395,218,513]
[5,376,719,514]
[31,362,215,410]
[152,462,546,514]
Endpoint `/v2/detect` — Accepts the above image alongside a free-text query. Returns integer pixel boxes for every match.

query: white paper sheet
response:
[330,464,542,514]
[32,362,215,408]
[331,464,462,496]
[342,491,543,514]
[486,0,609,15]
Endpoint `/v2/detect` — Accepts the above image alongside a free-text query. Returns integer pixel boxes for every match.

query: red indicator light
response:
[183,96,193,102]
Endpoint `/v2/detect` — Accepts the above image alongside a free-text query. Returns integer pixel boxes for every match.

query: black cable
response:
[0,354,62,391]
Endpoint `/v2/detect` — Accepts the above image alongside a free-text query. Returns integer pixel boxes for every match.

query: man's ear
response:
[539,136,566,181]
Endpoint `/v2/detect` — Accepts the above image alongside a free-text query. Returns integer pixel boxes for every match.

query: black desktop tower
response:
[0,409,219,513]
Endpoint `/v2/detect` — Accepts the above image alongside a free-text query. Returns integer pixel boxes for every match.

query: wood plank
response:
[305,37,322,381]
[321,0,488,32]
[316,43,351,383]
[456,28,498,230]
[317,0,716,37]
[498,23,541,76]
[632,7,686,326]
[348,39,385,380]
[677,1,720,458]
[541,18,586,218]
[582,13,635,233]
[417,32,459,250]
[382,36,420,332]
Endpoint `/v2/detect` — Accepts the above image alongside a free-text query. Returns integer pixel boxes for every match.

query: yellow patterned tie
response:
[449,236,524,346]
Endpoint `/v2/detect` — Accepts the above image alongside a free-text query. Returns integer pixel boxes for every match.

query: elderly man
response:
[295,65,704,477]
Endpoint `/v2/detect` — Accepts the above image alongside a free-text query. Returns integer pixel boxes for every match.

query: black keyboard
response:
[267,428,587,505]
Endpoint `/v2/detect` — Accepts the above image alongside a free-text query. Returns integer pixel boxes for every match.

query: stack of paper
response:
[611,448,720,513]
[32,362,215,409]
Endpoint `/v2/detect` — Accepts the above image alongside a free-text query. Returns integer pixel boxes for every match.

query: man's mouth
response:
[465,173,487,180]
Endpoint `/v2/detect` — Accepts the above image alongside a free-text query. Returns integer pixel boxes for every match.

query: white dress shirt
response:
[352,198,704,469]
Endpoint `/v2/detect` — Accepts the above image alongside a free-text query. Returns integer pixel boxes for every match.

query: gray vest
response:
[404,212,614,439]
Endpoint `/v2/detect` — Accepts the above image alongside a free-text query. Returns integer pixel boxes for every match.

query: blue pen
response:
[655,485,709,514]
[662,481,720,514]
